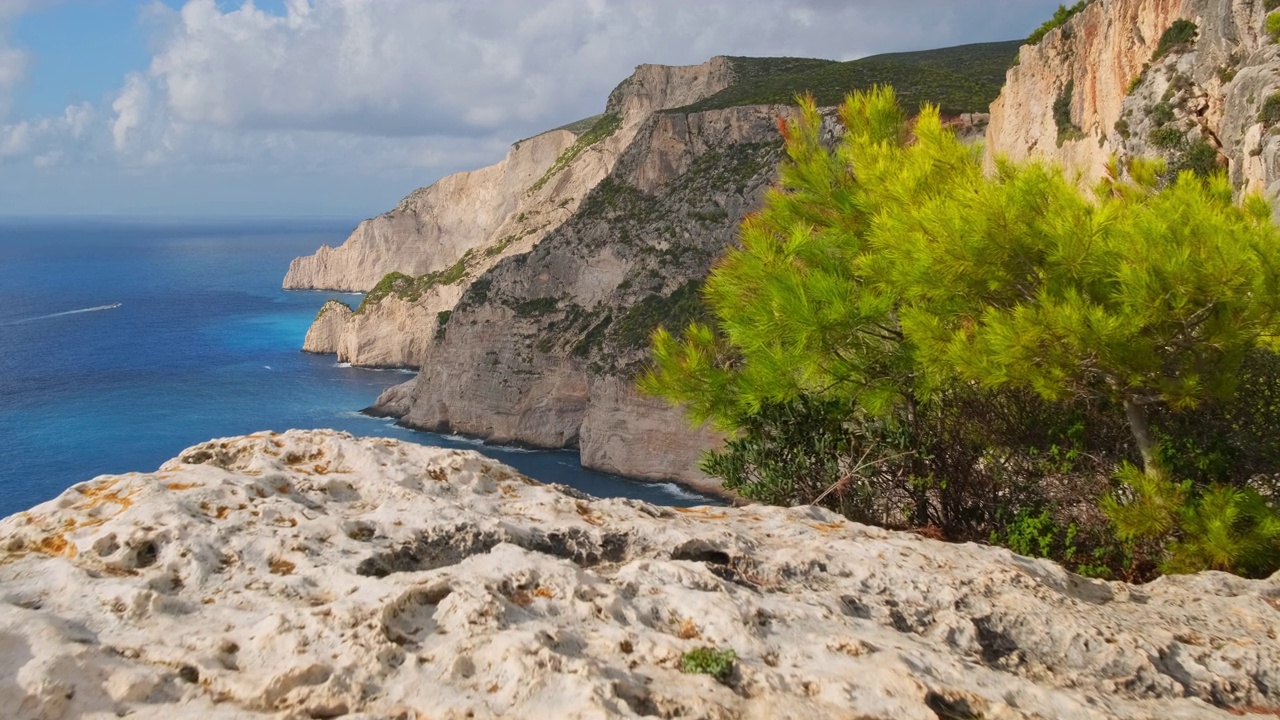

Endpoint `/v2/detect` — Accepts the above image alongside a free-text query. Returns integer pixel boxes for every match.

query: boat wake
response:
[2,303,122,326]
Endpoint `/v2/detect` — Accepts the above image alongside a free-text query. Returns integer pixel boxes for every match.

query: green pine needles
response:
[1103,464,1280,576]
[642,86,1280,579]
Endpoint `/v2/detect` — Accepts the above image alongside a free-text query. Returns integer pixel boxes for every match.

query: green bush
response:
[1150,102,1174,126]
[1103,464,1280,577]
[1054,80,1083,145]
[434,310,452,341]
[1260,93,1280,125]
[1149,124,1185,150]
[680,647,736,683]
[1027,2,1090,46]
[1268,0,1280,11]
[1152,20,1198,61]
[1174,138,1220,178]
[1267,12,1280,42]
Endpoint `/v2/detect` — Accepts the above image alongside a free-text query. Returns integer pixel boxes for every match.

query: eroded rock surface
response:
[1,430,1276,719]
[988,0,1280,213]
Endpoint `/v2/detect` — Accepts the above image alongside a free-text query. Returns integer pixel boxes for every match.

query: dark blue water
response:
[0,219,717,517]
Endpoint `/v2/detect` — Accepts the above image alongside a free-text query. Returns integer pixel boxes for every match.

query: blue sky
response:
[0,1,1063,219]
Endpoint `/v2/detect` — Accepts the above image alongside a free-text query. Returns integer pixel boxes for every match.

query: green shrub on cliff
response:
[679,647,735,683]
[642,86,1280,579]
[1026,2,1090,46]
[673,41,1020,116]
[1152,20,1198,61]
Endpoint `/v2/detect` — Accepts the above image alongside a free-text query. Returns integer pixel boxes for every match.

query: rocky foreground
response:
[0,431,1276,719]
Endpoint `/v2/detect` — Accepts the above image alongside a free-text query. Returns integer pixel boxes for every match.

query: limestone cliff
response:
[380,104,792,490]
[291,47,1016,489]
[303,297,434,369]
[1,430,1276,719]
[988,0,1280,208]
[283,128,576,292]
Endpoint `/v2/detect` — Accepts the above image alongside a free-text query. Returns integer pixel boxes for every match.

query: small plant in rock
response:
[1054,80,1084,145]
[680,647,736,683]
[1268,12,1280,42]
[1149,124,1186,150]
[1260,93,1280,126]
[1150,101,1175,126]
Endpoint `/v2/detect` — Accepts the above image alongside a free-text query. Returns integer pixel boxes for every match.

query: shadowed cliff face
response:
[380,105,795,489]
[285,58,748,487]
[988,0,1280,215]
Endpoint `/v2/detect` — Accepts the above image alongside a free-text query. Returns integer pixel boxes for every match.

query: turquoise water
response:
[0,219,718,517]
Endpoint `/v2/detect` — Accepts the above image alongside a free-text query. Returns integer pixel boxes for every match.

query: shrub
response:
[1268,12,1280,42]
[680,647,736,683]
[434,310,452,341]
[1152,20,1198,61]
[1149,124,1186,150]
[1027,2,1090,46]
[1260,93,1280,125]
[1054,81,1083,144]
[1103,464,1280,577]
[1174,138,1220,178]
[1150,101,1175,126]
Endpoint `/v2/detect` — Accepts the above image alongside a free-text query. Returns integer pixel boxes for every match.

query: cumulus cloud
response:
[0,101,97,166]
[8,0,1063,214]
[0,0,41,119]
[130,0,1058,141]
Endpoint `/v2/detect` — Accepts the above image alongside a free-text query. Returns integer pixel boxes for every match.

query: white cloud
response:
[0,101,97,166]
[5,0,1064,215]
[0,0,40,119]
[131,0,1050,142]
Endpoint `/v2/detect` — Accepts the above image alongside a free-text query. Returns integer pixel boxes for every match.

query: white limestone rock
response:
[0,430,1276,719]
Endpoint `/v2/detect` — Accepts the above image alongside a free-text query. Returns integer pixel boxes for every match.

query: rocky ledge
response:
[0,430,1276,719]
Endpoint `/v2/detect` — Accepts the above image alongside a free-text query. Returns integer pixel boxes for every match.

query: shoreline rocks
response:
[0,430,1276,719]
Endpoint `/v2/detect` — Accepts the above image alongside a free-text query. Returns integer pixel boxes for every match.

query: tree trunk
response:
[1123,397,1159,476]
[904,392,932,526]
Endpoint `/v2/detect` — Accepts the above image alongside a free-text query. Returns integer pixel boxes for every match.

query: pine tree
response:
[642,86,1280,561]
[897,156,1280,474]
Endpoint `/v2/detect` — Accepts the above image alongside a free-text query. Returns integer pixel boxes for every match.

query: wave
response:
[334,362,416,375]
[2,302,122,326]
[653,482,710,502]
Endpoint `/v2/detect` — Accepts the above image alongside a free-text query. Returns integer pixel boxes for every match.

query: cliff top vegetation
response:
[670,41,1021,116]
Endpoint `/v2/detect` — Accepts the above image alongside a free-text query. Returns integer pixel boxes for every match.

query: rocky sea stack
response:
[0,430,1276,719]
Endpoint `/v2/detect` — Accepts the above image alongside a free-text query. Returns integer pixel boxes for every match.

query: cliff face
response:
[303,297,437,369]
[988,0,1280,207]
[285,58,748,487]
[284,58,735,296]
[379,104,793,489]
[1,430,1276,719]
[289,49,1003,489]
[283,129,576,292]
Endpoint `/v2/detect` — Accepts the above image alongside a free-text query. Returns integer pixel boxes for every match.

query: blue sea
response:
[0,219,718,518]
